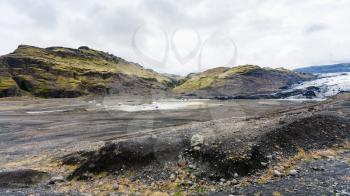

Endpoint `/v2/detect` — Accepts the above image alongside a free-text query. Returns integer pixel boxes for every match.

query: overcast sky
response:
[1,0,350,75]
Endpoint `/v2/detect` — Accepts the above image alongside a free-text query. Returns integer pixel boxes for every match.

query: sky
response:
[1,0,350,75]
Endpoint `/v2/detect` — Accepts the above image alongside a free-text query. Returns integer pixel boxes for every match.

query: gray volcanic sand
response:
[0,96,305,164]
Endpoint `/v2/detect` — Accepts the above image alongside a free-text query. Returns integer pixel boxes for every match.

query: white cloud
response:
[0,0,350,75]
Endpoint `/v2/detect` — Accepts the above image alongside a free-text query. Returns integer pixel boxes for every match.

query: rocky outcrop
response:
[0,169,49,188]
[0,45,176,98]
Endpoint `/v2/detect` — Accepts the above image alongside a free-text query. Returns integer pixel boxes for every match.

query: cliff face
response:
[0,45,175,98]
[172,65,314,98]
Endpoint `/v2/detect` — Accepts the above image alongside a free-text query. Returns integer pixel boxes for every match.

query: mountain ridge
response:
[295,63,350,73]
[0,45,314,98]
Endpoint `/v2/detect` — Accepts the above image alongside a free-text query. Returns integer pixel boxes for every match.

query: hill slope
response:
[295,63,350,73]
[173,65,314,98]
[0,45,175,98]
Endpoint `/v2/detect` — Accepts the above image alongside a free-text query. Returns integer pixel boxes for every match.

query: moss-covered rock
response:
[0,58,21,97]
[0,45,176,98]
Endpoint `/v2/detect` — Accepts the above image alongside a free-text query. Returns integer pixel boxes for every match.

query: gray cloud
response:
[305,24,328,34]
[0,0,350,75]
[9,0,58,28]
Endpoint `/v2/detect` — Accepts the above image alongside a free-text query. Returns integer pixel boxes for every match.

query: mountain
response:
[172,65,314,98]
[0,45,175,98]
[295,63,350,74]
[0,45,316,99]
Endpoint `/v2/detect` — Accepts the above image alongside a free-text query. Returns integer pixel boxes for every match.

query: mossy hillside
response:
[0,76,17,91]
[173,65,261,93]
[0,59,20,97]
[10,45,172,84]
[0,45,175,98]
[173,65,313,95]
[217,65,260,78]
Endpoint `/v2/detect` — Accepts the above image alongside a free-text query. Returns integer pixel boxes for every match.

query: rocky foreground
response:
[0,94,349,195]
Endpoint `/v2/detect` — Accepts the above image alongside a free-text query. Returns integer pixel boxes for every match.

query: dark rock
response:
[257,115,350,156]
[78,46,90,50]
[0,169,50,188]
[61,151,94,165]
[303,90,317,99]
[306,86,321,92]
[48,176,65,184]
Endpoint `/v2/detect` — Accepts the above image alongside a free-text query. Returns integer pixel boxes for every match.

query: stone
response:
[311,166,325,171]
[230,179,238,185]
[193,146,201,151]
[178,159,188,167]
[273,166,280,170]
[234,173,239,178]
[188,181,193,186]
[260,162,268,166]
[288,169,298,176]
[327,156,336,160]
[0,169,50,187]
[113,182,119,190]
[273,170,282,177]
[340,190,350,196]
[48,175,65,184]
[191,134,204,147]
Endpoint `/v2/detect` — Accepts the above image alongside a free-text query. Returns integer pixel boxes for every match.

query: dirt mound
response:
[257,114,350,155]
[66,114,350,181]
[0,169,49,188]
[67,135,190,180]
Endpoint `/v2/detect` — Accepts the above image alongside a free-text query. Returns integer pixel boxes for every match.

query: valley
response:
[0,45,350,195]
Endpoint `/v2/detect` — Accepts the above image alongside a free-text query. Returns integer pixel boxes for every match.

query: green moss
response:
[56,76,81,89]
[29,67,55,80]
[0,76,17,90]
[218,65,260,78]
[173,76,215,92]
